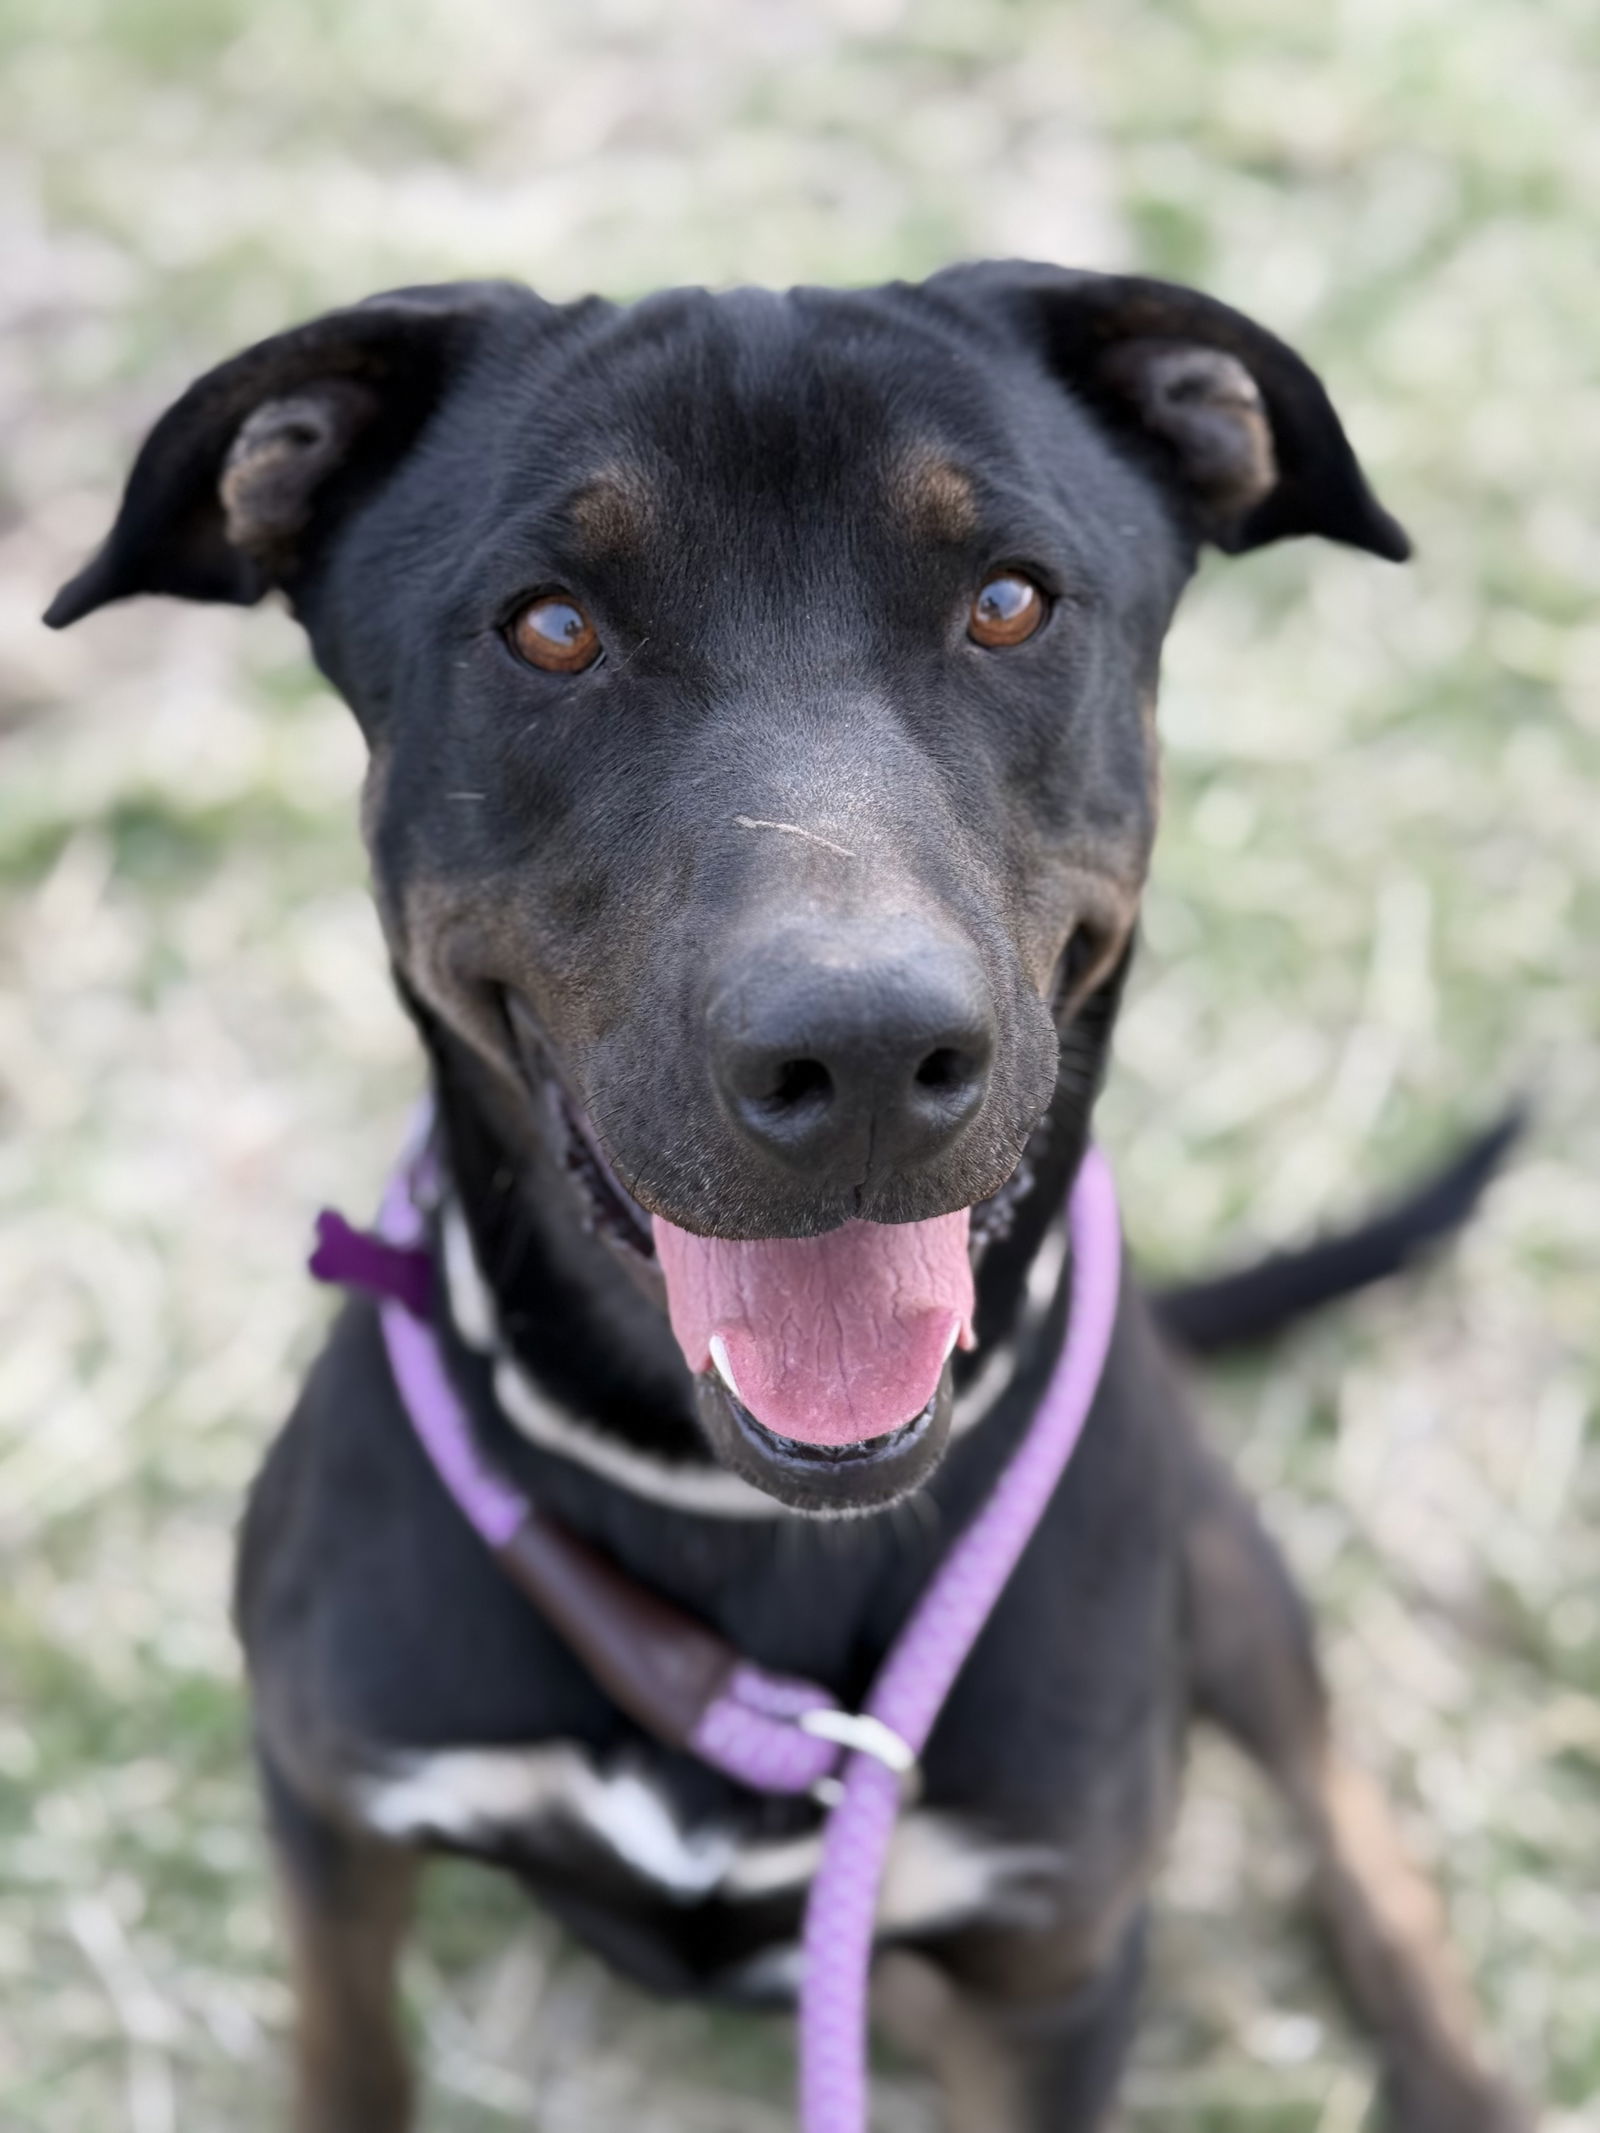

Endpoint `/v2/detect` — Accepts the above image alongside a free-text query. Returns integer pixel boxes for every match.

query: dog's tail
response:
[1150,1107,1524,1356]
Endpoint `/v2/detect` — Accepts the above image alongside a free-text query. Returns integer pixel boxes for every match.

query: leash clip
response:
[798,1709,921,1808]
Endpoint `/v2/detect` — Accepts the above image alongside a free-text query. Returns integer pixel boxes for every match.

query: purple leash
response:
[312,1127,1121,2133]
[797,1146,1119,2130]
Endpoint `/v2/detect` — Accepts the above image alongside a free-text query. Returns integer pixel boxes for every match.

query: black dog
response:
[49,265,1527,2131]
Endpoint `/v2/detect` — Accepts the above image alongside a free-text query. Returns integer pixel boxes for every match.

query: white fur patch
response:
[358,1745,736,1896]
[490,1355,782,1518]
[440,1203,497,1353]
[949,1212,1069,1440]
[359,1743,579,1842]
[356,1744,1061,1932]
[879,1812,1062,1933]
[721,1941,805,1997]
[721,1828,824,1898]
[1024,1217,1071,1324]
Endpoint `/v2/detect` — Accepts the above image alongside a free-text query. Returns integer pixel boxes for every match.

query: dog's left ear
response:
[44,279,545,628]
[935,262,1409,561]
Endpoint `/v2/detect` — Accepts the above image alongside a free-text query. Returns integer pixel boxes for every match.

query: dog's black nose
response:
[708,926,995,1184]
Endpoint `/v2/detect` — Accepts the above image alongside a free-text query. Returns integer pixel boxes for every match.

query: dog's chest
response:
[353,1739,1062,1985]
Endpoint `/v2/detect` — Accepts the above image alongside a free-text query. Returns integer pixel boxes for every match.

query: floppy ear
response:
[44,280,544,628]
[935,262,1409,561]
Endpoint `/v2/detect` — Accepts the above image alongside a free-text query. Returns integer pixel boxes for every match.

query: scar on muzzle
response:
[732,816,859,862]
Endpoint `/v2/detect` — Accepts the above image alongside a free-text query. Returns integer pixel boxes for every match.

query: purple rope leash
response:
[310,1119,1121,2133]
[797,1146,1119,2133]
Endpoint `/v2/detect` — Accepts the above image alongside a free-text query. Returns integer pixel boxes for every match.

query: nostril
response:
[914,1046,969,1092]
[766,1056,833,1114]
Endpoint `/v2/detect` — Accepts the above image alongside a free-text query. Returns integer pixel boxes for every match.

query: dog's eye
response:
[969,573,1045,649]
[508,593,602,674]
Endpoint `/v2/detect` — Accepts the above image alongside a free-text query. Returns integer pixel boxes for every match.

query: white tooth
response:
[708,1335,744,1405]
[941,1322,962,1365]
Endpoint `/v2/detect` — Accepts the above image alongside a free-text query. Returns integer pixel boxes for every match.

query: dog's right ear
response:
[928,262,1410,563]
[44,280,545,628]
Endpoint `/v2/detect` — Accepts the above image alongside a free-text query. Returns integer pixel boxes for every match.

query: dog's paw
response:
[1383,2061,1538,2133]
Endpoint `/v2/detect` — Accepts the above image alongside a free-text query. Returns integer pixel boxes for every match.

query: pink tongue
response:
[653,1210,975,1447]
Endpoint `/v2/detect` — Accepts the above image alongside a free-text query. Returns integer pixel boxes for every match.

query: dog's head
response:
[48,266,1406,1511]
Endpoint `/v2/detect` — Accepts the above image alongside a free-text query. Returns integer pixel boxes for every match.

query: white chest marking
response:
[357,1745,737,1896]
[355,1743,1061,1931]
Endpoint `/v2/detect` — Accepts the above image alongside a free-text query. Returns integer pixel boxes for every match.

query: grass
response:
[1,0,1597,2125]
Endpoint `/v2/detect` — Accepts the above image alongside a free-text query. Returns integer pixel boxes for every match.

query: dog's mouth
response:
[688,1358,955,1515]
[653,1199,973,1447]
[539,1069,1033,1503]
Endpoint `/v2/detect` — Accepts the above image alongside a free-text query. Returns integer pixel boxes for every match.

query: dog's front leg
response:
[874,1915,1146,2133]
[261,1750,421,2133]
[1181,1441,1532,2133]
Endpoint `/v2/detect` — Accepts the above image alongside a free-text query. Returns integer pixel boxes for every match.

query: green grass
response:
[2,1,1596,2125]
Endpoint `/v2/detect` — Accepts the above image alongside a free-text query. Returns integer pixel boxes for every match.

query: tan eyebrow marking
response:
[732,816,858,862]
[888,450,979,542]
[569,467,658,554]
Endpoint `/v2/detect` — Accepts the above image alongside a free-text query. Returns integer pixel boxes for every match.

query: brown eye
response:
[969,572,1046,648]
[509,593,601,673]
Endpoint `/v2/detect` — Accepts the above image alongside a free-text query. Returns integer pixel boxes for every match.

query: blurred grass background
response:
[2,0,1597,2126]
